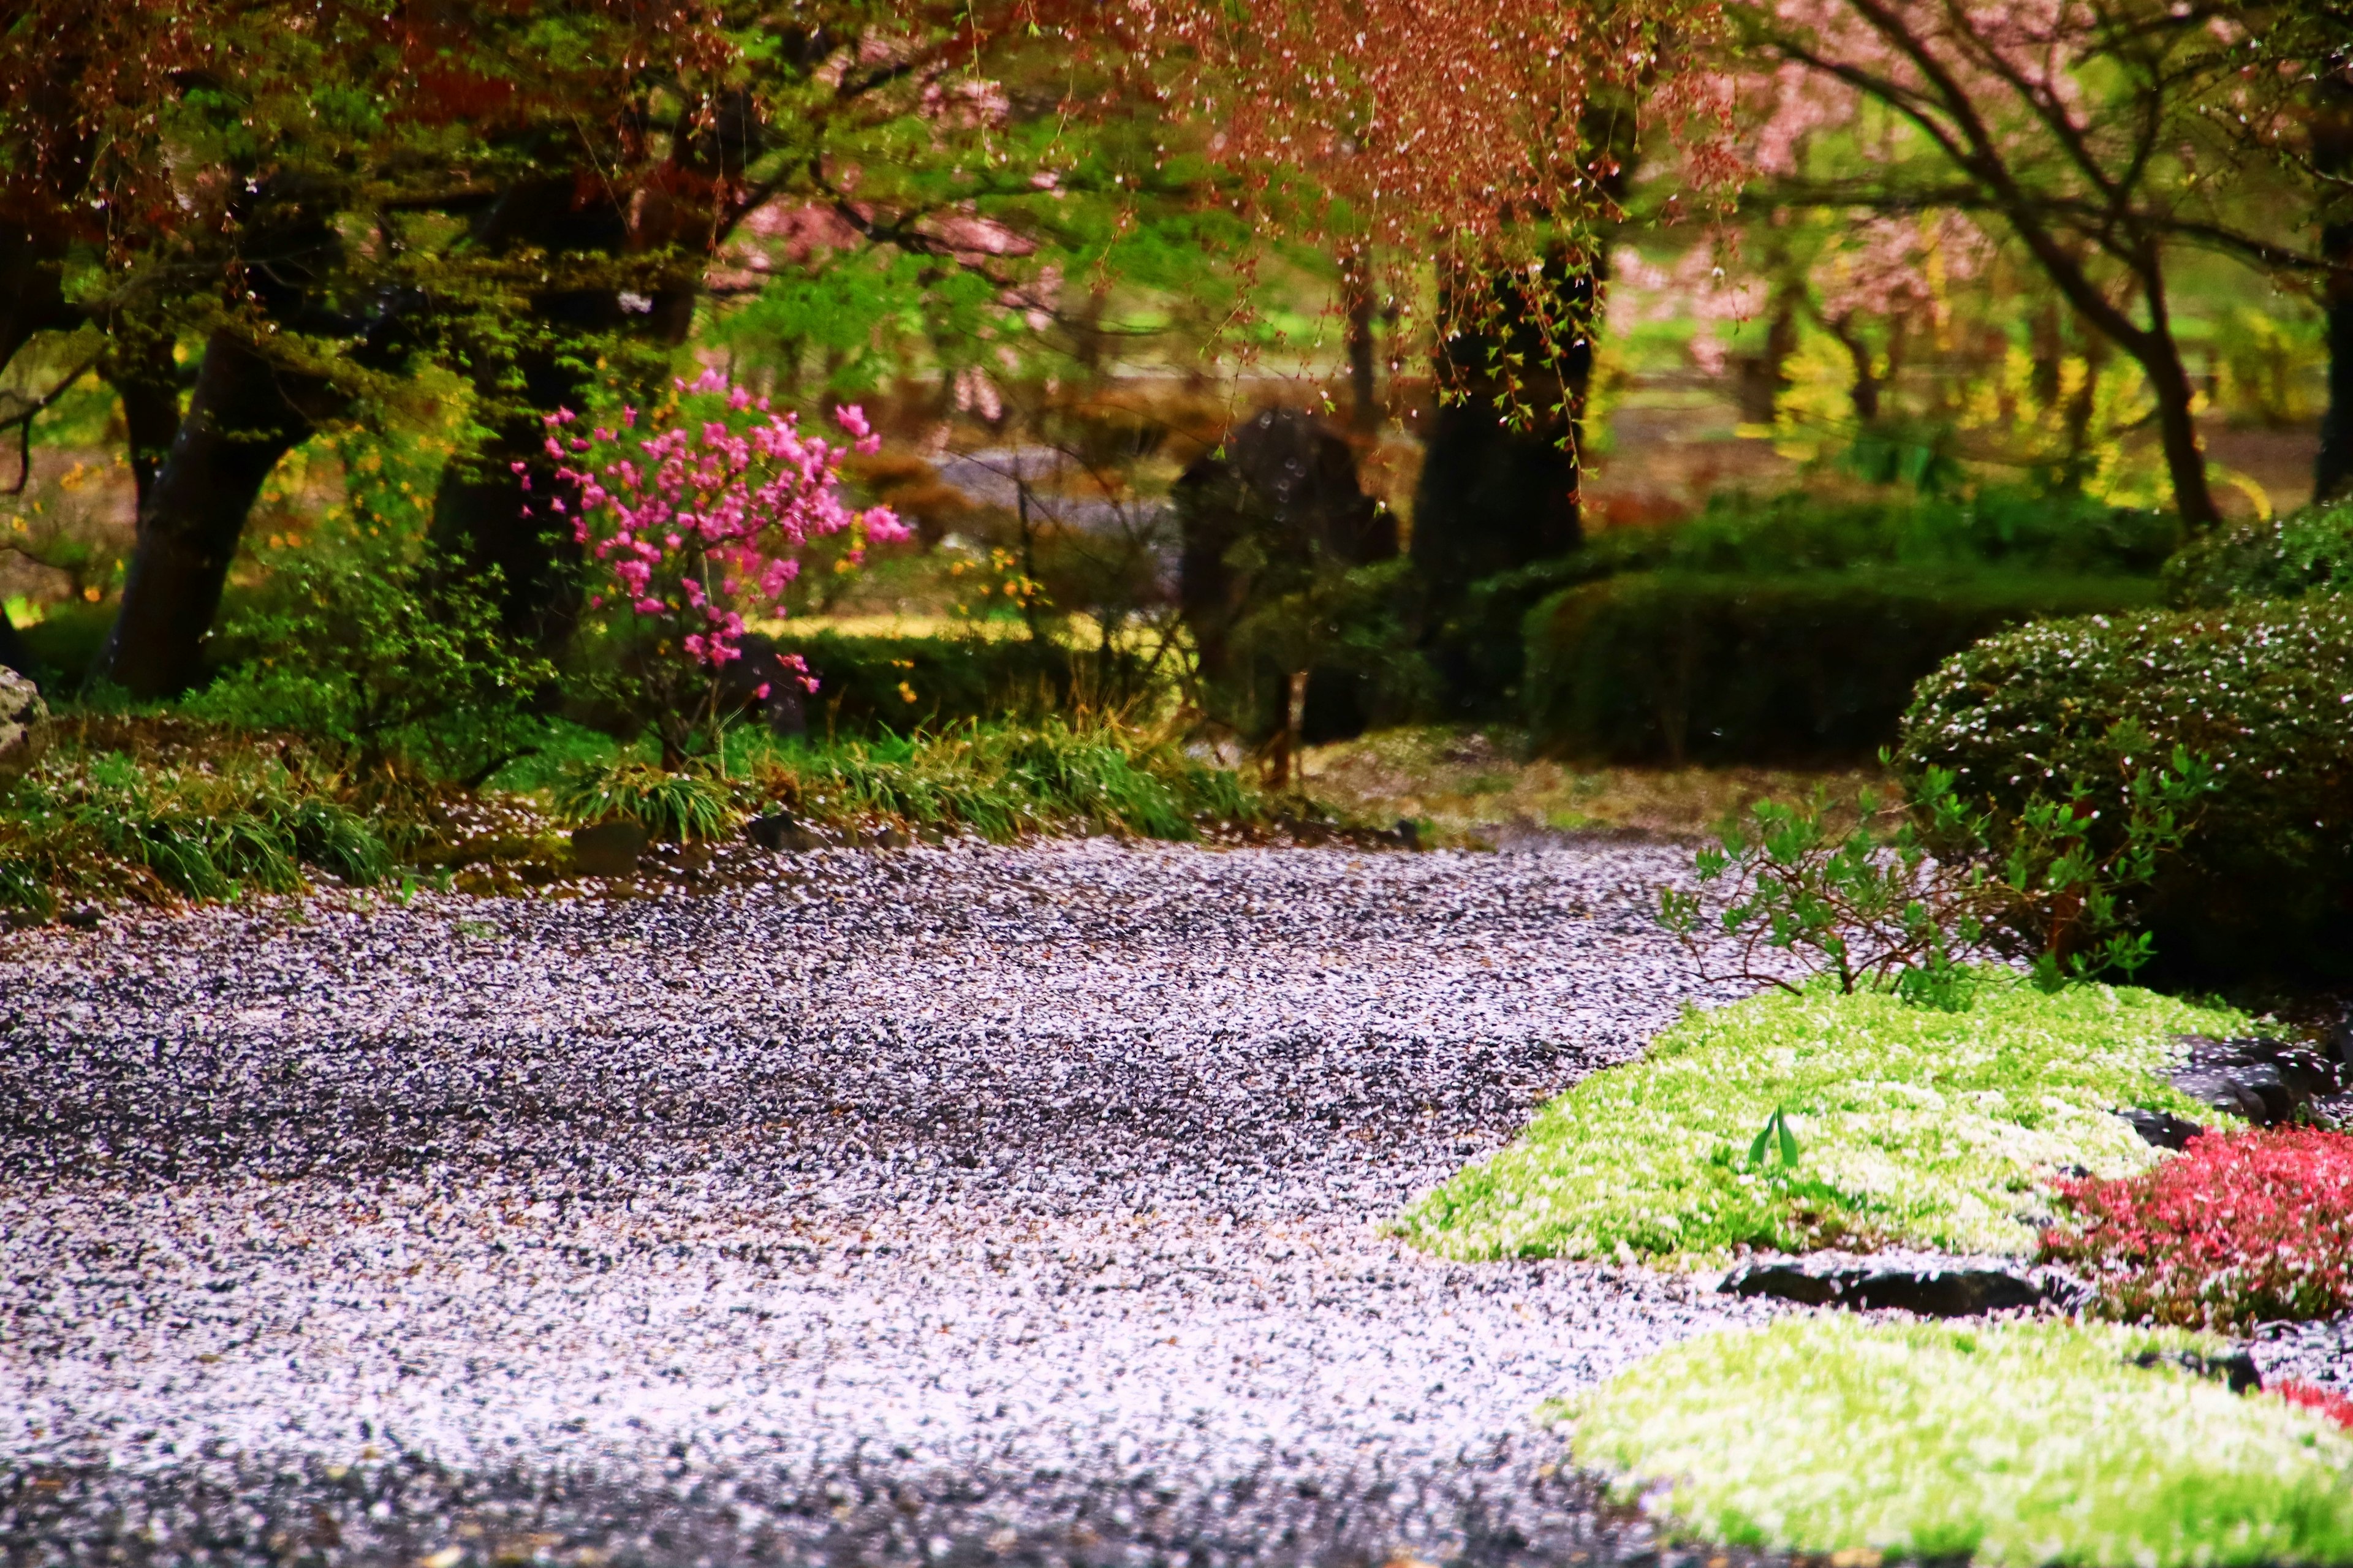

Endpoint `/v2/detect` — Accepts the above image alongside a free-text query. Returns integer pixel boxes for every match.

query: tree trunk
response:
[1341,249,1379,434]
[2314,80,2353,501]
[94,331,321,696]
[102,331,184,512]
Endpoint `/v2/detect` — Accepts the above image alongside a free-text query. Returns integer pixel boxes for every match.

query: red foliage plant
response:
[2277,1381,2353,1432]
[2040,1127,2353,1332]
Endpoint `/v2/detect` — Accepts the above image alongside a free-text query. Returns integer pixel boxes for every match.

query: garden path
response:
[1,841,1779,1565]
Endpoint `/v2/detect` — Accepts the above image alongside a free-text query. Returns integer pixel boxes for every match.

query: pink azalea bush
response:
[528,370,907,758]
[2039,1126,2353,1331]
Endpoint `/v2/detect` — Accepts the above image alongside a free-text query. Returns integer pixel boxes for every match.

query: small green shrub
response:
[1523,568,2159,763]
[1894,597,2353,978]
[187,536,556,785]
[1395,979,2239,1262]
[553,759,735,841]
[1660,757,2213,1002]
[15,600,116,687]
[2163,498,2353,605]
[746,714,1267,842]
[1556,1318,2353,1567]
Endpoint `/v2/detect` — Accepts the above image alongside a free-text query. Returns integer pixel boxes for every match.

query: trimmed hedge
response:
[776,631,1145,737]
[2163,499,2353,606]
[1893,598,2353,979]
[1523,569,2160,763]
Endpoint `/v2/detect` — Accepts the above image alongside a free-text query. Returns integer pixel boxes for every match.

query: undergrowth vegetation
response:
[2042,1127,2353,1331]
[740,716,1268,843]
[1555,1318,2353,1567]
[1395,979,2240,1263]
[0,720,396,917]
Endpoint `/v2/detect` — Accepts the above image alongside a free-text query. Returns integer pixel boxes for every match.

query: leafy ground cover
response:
[1552,1318,2353,1567]
[2042,1127,2353,1331]
[1395,980,2241,1262]
[0,711,1328,920]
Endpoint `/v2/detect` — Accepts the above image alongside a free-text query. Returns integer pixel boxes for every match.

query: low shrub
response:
[1523,568,2159,763]
[2280,1381,2353,1431]
[1659,759,2211,1002]
[1893,597,2353,978]
[1555,1318,2353,1566]
[0,727,392,916]
[2163,497,2353,605]
[1394,979,2237,1263]
[2041,1127,2353,1331]
[552,758,736,841]
[1439,487,2169,719]
[745,714,1266,842]
[774,631,1145,737]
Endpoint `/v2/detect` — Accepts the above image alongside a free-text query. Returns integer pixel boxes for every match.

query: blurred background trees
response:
[1,0,2351,968]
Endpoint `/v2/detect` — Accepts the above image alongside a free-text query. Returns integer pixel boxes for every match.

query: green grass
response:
[0,720,393,916]
[1396,979,2243,1263]
[740,714,1276,843]
[1552,1318,2353,1567]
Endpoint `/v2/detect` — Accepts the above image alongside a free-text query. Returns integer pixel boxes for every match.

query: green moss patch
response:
[1554,1319,2353,1567]
[1396,981,2242,1262]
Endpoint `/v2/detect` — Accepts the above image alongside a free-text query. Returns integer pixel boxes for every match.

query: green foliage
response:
[745,714,1265,843]
[15,600,116,687]
[1650,487,2180,577]
[0,729,391,916]
[184,441,556,784]
[553,758,735,842]
[1659,758,2212,1002]
[1747,1105,1802,1170]
[1555,1319,2353,1567]
[1442,487,2173,718]
[1523,567,2159,763]
[1894,598,2353,978]
[1394,979,2240,1262]
[2162,497,2353,606]
[776,631,1147,737]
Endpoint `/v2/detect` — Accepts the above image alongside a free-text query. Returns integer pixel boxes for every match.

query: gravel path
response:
[2,841,1797,1567]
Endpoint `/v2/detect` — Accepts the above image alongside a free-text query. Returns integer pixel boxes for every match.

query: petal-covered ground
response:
[4,840,1787,1567]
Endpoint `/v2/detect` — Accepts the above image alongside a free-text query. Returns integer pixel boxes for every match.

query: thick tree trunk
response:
[102,331,184,512]
[1410,248,1598,604]
[93,331,320,696]
[2321,259,2353,502]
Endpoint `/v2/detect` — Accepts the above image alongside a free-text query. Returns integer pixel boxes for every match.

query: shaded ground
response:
[1299,728,1886,849]
[2,840,1784,1568]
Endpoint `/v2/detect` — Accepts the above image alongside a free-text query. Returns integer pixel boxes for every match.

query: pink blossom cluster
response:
[2040,1126,2353,1331]
[526,369,907,683]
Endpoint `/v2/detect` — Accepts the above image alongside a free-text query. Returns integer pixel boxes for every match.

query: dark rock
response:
[1172,407,1396,743]
[61,905,102,931]
[2169,1034,2343,1127]
[714,635,811,738]
[569,820,650,878]
[745,814,821,854]
[1393,819,1422,852]
[2118,1107,2207,1151]
[2132,1346,2262,1393]
[1719,1260,2083,1317]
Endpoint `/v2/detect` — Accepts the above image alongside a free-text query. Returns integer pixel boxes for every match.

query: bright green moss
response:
[1553,1319,2353,1567]
[1396,979,2243,1263]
